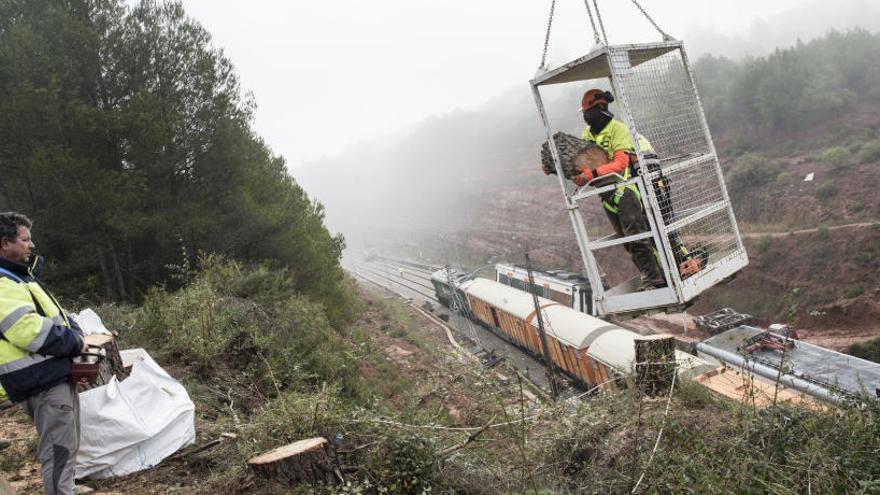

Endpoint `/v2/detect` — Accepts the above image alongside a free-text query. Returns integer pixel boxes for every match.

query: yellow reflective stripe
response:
[603,201,618,214]
[0,353,52,375]
[0,306,33,335]
[4,313,51,352]
[24,318,54,353]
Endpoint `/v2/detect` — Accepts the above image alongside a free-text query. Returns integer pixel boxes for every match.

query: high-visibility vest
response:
[0,267,74,402]
[583,120,653,215]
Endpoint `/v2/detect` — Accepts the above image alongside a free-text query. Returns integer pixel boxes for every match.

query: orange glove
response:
[573,168,598,187]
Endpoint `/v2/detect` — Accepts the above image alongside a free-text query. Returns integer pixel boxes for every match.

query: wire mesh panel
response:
[607,42,747,304]
[608,46,710,159]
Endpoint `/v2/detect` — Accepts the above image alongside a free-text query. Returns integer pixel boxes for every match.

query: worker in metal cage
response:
[572,89,667,290]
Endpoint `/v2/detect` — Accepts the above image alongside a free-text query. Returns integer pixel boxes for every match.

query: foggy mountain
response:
[299,23,880,252]
[685,0,880,59]
[297,85,584,248]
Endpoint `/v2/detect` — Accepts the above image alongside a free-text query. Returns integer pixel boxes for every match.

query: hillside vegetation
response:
[29,259,877,494]
[0,0,351,325]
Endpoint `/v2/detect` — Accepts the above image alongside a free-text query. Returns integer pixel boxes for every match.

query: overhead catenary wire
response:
[440,235,484,347]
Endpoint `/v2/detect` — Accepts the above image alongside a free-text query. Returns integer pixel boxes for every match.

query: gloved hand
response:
[572,168,595,186]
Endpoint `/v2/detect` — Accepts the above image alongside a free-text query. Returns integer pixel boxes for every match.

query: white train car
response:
[494,263,595,314]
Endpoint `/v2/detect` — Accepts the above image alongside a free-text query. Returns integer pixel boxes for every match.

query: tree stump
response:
[634,334,676,396]
[248,437,342,487]
[78,334,129,393]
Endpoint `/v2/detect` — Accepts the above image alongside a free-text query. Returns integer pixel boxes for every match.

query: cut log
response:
[540,132,607,179]
[248,437,343,486]
[78,334,129,392]
[634,334,676,396]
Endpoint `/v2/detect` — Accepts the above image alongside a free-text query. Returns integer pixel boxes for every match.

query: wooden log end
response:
[248,437,341,487]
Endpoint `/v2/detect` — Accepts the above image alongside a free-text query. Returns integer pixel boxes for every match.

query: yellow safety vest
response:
[0,269,71,401]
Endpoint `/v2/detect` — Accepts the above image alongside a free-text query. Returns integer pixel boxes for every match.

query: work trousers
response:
[603,188,666,288]
[23,381,80,495]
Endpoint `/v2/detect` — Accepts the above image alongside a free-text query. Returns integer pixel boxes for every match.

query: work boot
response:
[0,439,10,451]
[637,276,667,292]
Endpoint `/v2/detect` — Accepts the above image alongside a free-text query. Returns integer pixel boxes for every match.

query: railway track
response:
[375,256,440,275]
[349,264,551,402]
[349,256,573,395]
[353,263,437,300]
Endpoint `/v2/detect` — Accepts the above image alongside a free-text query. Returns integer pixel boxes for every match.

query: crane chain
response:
[583,0,601,45]
[539,0,557,69]
[592,0,608,45]
[629,0,672,40]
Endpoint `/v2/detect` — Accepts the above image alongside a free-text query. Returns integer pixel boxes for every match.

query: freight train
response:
[431,267,717,392]
[429,267,877,406]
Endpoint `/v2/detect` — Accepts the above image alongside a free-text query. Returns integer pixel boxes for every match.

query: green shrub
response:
[815,181,838,201]
[756,234,773,254]
[854,250,876,267]
[844,284,865,299]
[849,338,880,364]
[727,154,780,197]
[858,139,880,163]
[379,434,437,494]
[123,255,366,402]
[819,146,852,164]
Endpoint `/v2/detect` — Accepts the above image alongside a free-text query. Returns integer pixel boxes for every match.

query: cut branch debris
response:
[439,415,497,459]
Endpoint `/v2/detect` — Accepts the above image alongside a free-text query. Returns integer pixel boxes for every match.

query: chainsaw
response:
[71,345,106,385]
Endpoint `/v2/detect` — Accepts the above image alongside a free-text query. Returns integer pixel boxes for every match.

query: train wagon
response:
[459,278,713,391]
[429,268,473,314]
[495,262,594,314]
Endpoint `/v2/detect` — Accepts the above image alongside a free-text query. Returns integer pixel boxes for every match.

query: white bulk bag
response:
[75,348,196,479]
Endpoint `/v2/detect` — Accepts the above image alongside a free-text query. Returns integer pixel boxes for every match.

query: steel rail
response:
[353,264,438,300]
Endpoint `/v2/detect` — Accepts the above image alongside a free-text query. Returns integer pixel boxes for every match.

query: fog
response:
[168,0,880,258]
[290,0,879,255]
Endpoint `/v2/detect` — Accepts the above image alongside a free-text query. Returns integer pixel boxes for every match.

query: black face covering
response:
[583,106,612,134]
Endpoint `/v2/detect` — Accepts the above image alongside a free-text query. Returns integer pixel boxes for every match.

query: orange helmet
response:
[581,89,614,112]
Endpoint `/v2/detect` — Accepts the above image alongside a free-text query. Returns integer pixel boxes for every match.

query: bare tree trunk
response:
[109,239,127,300]
[0,175,14,210]
[97,246,116,301]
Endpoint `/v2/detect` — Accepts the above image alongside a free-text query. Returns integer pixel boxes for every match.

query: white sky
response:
[171,0,871,168]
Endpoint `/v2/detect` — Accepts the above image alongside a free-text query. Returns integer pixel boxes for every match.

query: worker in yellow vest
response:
[572,89,666,290]
[0,212,86,495]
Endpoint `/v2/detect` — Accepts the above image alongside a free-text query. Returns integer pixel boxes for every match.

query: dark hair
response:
[0,212,32,243]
